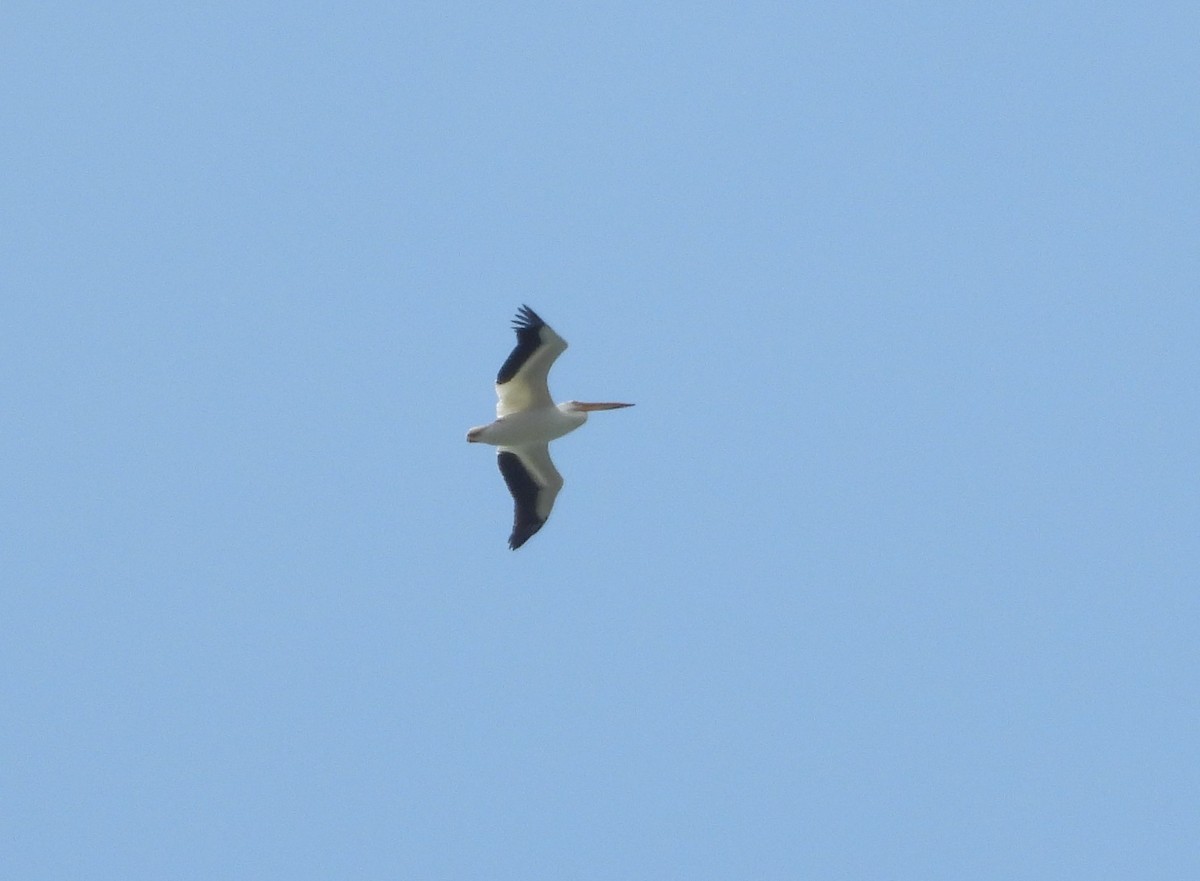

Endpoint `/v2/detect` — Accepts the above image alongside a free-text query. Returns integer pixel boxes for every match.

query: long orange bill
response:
[575,402,635,411]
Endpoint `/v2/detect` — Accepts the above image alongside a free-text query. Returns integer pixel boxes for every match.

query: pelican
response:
[467,305,634,549]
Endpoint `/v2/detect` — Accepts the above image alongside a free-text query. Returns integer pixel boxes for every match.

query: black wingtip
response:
[511,304,545,331]
[508,522,544,550]
[497,305,551,385]
[498,450,548,550]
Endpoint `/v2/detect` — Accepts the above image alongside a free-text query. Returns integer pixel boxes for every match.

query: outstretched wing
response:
[496,443,564,549]
[495,305,568,418]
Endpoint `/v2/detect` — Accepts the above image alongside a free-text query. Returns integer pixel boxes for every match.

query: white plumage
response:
[467,306,633,549]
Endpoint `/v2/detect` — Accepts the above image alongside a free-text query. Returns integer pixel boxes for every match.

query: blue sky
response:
[3,2,1198,878]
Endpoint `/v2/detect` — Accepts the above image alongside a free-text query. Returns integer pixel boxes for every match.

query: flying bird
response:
[467,305,633,549]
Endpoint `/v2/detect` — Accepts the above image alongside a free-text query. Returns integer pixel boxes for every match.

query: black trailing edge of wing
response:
[497,450,546,549]
[496,304,547,385]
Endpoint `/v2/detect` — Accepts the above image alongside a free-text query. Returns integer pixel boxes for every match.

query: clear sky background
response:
[3,3,1198,879]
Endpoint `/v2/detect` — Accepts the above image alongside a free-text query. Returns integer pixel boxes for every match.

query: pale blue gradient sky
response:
[3,3,1198,879]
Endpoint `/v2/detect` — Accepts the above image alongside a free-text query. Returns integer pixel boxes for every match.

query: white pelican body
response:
[467,306,633,549]
[468,403,587,447]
